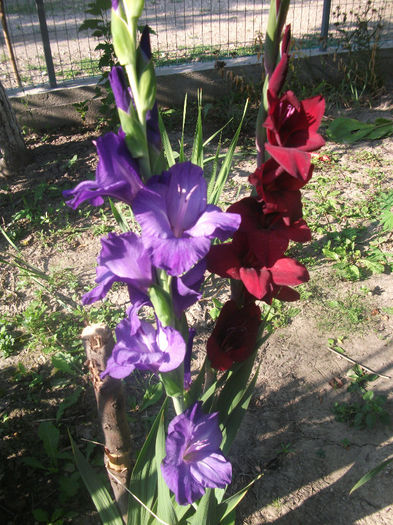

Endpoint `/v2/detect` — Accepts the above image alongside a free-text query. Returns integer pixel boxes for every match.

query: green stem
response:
[171,395,185,415]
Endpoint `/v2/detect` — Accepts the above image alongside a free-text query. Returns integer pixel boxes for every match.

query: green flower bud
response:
[138,61,156,113]
[148,285,174,328]
[111,9,135,65]
[124,0,144,19]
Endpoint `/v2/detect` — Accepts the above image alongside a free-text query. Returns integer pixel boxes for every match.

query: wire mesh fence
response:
[0,0,392,91]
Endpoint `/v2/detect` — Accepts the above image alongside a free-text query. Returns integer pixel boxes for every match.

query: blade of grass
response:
[191,90,203,168]
[208,99,248,205]
[179,94,188,163]
[158,111,176,167]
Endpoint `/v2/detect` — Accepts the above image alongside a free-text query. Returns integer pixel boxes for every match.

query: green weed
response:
[333,364,390,429]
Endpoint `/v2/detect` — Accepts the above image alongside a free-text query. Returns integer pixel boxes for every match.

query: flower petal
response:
[186,207,240,241]
[147,236,211,276]
[190,452,232,489]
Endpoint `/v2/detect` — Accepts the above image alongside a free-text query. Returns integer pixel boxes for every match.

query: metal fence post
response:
[320,0,332,51]
[35,0,57,87]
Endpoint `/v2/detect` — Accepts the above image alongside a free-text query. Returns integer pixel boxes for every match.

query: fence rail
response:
[0,0,392,91]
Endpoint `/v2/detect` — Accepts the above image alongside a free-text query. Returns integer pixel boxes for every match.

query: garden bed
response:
[1,95,393,524]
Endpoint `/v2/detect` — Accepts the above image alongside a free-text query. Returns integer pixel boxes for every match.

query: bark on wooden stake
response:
[0,80,30,177]
[82,323,131,523]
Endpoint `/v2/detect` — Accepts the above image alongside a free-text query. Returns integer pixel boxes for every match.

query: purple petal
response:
[146,103,161,150]
[102,308,185,379]
[172,260,205,317]
[133,187,173,238]
[146,236,211,276]
[140,26,152,61]
[63,130,143,209]
[161,402,232,505]
[186,206,241,241]
[161,463,205,506]
[103,353,135,379]
[82,232,153,305]
[82,273,117,305]
[156,323,186,373]
[190,452,232,488]
[165,163,207,235]
[109,66,131,113]
[100,232,153,286]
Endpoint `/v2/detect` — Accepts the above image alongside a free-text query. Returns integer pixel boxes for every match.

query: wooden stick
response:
[82,324,131,524]
[326,345,391,380]
[0,0,21,87]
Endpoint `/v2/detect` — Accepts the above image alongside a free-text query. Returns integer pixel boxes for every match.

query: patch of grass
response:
[333,365,390,429]
[261,299,301,333]
[319,292,368,334]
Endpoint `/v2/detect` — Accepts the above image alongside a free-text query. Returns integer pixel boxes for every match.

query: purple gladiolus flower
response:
[102,305,186,379]
[63,129,143,209]
[109,66,131,113]
[82,231,204,314]
[133,162,241,276]
[161,402,232,505]
[111,0,119,10]
[82,232,153,306]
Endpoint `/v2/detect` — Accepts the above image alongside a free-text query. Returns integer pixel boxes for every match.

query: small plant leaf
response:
[38,421,60,464]
[327,117,393,144]
[56,386,83,422]
[350,457,393,494]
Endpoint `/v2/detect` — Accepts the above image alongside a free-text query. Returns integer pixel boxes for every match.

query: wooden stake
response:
[82,324,131,523]
[0,0,21,87]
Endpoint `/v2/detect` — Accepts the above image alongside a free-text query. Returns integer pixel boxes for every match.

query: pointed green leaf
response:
[127,399,168,525]
[217,472,263,521]
[214,349,258,425]
[179,94,188,163]
[158,111,176,167]
[191,91,204,168]
[109,198,130,233]
[189,489,217,525]
[69,433,123,524]
[350,457,393,494]
[327,117,393,144]
[208,100,248,205]
[155,406,179,524]
[207,139,222,203]
[221,364,261,455]
[185,358,206,407]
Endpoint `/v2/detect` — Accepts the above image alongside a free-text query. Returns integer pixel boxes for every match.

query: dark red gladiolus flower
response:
[207,300,261,370]
[264,90,325,152]
[249,157,312,222]
[227,197,310,267]
[207,234,309,303]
